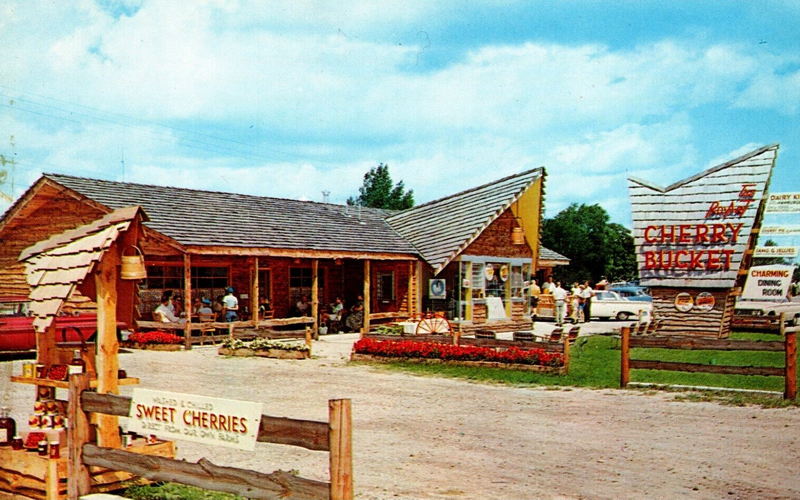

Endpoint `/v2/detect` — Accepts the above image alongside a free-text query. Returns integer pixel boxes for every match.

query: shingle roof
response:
[386,168,544,273]
[538,246,569,263]
[21,206,143,332]
[44,174,418,255]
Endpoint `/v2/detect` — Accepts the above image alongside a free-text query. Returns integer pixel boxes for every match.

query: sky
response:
[1,0,799,250]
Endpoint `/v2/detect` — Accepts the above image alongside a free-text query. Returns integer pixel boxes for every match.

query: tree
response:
[347,163,414,210]
[542,203,637,284]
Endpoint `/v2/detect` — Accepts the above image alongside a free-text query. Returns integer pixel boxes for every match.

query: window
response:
[377,272,395,302]
[289,267,324,301]
[258,269,272,303]
[139,265,229,316]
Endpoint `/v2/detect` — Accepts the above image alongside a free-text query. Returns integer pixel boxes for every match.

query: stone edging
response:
[350,353,565,373]
[218,347,311,359]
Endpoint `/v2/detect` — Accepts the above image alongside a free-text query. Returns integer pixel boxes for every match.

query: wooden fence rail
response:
[68,374,353,499]
[620,321,798,400]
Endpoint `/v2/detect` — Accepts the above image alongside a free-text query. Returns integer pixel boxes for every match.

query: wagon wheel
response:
[415,314,451,335]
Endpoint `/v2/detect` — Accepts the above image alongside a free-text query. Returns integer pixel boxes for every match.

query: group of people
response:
[527,276,608,327]
[153,287,240,324]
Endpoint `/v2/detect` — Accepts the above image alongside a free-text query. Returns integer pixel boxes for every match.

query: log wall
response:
[651,287,734,338]
[0,187,104,308]
[463,210,533,259]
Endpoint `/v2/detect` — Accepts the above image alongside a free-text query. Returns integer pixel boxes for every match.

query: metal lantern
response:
[120,246,147,280]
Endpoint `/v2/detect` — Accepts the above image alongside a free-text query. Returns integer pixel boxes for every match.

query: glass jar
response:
[0,407,16,446]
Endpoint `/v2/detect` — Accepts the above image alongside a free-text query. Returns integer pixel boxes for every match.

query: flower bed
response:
[218,337,311,359]
[124,331,183,351]
[352,338,564,369]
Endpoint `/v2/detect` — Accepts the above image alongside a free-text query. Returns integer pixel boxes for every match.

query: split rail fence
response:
[67,373,353,500]
[620,320,797,400]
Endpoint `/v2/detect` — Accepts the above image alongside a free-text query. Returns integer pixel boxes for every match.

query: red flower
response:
[129,331,183,345]
[353,338,563,367]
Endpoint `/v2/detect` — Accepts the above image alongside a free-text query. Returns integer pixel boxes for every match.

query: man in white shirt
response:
[222,287,239,322]
[154,296,184,324]
[551,282,568,326]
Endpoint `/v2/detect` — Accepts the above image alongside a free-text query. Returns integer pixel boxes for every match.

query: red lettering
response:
[662,225,675,244]
[710,224,726,243]
[720,249,734,270]
[706,250,721,270]
[675,250,689,268]
[678,224,691,243]
[644,251,658,269]
[695,224,709,243]
[644,226,659,244]
[727,223,743,244]
[689,251,703,269]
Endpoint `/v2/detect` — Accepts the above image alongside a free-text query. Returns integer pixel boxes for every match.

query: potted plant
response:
[218,337,311,359]
[125,331,183,351]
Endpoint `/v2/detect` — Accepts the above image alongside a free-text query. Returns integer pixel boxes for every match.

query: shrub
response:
[221,337,310,352]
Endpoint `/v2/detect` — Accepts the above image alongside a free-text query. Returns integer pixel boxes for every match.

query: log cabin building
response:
[1,168,565,336]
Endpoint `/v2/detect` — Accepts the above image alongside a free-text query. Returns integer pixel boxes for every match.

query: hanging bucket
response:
[120,246,147,280]
[511,226,525,245]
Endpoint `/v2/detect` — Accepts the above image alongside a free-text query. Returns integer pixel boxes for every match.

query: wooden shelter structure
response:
[1,206,175,499]
[627,144,778,337]
[0,168,555,338]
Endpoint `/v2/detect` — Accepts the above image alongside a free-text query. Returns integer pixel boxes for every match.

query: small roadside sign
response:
[127,388,263,451]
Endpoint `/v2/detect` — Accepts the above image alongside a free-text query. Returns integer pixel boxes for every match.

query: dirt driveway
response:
[3,333,798,499]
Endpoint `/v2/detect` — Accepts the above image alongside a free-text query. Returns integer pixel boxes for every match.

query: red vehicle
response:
[0,296,97,352]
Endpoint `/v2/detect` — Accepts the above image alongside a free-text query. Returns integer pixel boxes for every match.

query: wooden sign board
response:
[741,264,795,301]
[753,246,798,258]
[128,388,263,450]
[628,145,778,337]
[760,225,800,236]
[765,192,800,213]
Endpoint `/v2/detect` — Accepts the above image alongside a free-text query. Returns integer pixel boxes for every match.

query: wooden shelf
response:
[10,376,140,389]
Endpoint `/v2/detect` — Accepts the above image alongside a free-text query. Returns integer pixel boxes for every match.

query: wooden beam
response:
[186,245,417,261]
[252,257,260,323]
[620,326,630,388]
[362,260,370,336]
[786,329,797,400]
[629,359,784,377]
[407,261,414,315]
[81,444,330,500]
[68,373,91,498]
[311,259,319,339]
[329,399,354,500]
[95,244,121,448]
[183,252,192,351]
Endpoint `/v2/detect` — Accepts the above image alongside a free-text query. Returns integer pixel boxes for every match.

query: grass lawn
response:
[364,331,798,406]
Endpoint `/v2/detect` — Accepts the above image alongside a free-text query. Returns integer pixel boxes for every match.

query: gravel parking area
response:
[2,329,798,499]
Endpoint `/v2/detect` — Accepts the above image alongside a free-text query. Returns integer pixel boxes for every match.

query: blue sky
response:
[1,1,798,250]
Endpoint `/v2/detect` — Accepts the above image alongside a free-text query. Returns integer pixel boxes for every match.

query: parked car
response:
[607,285,652,302]
[734,296,800,328]
[0,295,96,352]
[590,291,653,321]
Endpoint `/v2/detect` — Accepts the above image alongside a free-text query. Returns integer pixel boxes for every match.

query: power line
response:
[0,86,338,167]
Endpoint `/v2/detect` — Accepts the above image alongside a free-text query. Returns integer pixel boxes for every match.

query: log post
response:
[362,260,371,336]
[252,257,260,323]
[563,333,570,373]
[407,261,415,316]
[329,399,353,500]
[46,457,60,500]
[620,326,631,388]
[785,329,797,400]
[95,247,121,448]
[68,373,91,499]
[305,326,312,349]
[183,253,193,350]
[780,312,786,337]
[312,259,319,340]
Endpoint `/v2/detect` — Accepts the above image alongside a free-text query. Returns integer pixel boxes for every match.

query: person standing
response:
[222,287,239,322]
[570,283,582,323]
[581,281,594,322]
[551,282,568,326]
[529,279,541,317]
